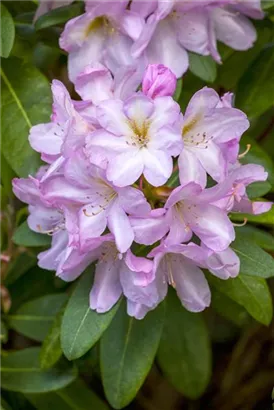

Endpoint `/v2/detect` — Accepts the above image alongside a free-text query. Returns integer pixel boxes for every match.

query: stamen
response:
[37,224,63,235]
[238,144,251,159]
[232,218,248,227]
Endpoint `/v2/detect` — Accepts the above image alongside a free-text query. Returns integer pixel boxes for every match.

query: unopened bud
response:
[142,64,177,99]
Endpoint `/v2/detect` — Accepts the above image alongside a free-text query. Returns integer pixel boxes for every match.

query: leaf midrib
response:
[1,67,32,128]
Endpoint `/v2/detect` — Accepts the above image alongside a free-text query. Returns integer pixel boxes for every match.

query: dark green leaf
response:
[240,134,274,186]
[0,4,15,58]
[210,288,250,327]
[189,53,217,83]
[235,226,274,251]
[26,379,108,410]
[157,290,211,399]
[4,252,37,286]
[100,299,165,409]
[236,46,274,118]
[207,273,273,325]
[246,181,272,199]
[231,206,274,225]
[8,267,58,312]
[1,320,8,344]
[1,347,77,393]
[13,221,52,247]
[9,294,68,341]
[40,308,64,370]
[231,235,274,278]
[35,3,84,31]
[61,268,120,361]
[173,78,183,102]
[1,57,51,177]
[1,398,12,410]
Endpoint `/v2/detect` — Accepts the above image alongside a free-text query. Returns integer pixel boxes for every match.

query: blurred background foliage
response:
[1,1,274,409]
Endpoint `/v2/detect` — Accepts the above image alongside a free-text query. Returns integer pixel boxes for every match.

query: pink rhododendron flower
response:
[12,63,273,320]
[131,0,263,77]
[85,93,182,186]
[59,1,145,82]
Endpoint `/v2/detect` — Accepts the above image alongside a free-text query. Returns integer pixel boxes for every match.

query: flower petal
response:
[107,150,144,187]
[107,201,134,253]
[178,149,207,188]
[96,99,132,135]
[143,149,173,186]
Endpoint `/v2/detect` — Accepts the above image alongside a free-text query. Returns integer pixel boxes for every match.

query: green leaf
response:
[157,290,211,399]
[61,268,120,361]
[4,252,37,286]
[231,206,274,225]
[240,134,274,186]
[9,294,68,341]
[0,4,15,58]
[189,53,217,83]
[207,273,273,325]
[1,57,51,177]
[8,267,58,312]
[13,221,52,247]
[231,235,274,278]
[100,299,165,409]
[1,320,8,344]
[236,46,274,118]
[235,226,274,251]
[210,288,250,327]
[40,308,64,370]
[173,78,183,102]
[26,379,109,410]
[246,181,272,199]
[1,347,77,393]
[35,3,84,30]
[1,398,12,410]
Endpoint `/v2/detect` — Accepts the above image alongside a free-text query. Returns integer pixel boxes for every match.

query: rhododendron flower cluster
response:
[59,0,264,82]
[13,64,272,319]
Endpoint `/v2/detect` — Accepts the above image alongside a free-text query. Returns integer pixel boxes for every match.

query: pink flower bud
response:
[142,64,177,99]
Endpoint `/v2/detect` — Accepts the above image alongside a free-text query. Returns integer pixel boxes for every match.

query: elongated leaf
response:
[1,320,8,344]
[246,181,272,199]
[1,58,51,177]
[207,273,273,325]
[61,268,120,361]
[9,294,67,341]
[0,4,15,58]
[235,226,274,251]
[231,236,274,278]
[40,308,64,370]
[1,398,12,410]
[210,288,249,327]
[101,299,165,409]
[26,379,108,410]
[173,78,183,102]
[189,53,217,83]
[35,3,84,30]
[157,290,211,399]
[12,221,51,247]
[4,252,37,286]
[231,206,274,225]
[236,46,274,118]
[240,134,274,186]
[1,347,77,393]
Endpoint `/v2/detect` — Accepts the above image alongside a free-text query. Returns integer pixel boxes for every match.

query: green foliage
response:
[0,4,15,58]
[235,226,274,251]
[157,290,211,399]
[61,269,120,360]
[1,347,77,393]
[210,289,250,327]
[35,3,84,30]
[207,273,273,326]
[13,221,52,247]
[40,308,64,369]
[26,379,109,410]
[100,299,165,409]
[9,294,67,341]
[189,53,217,83]
[231,235,274,278]
[1,58,51,177]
